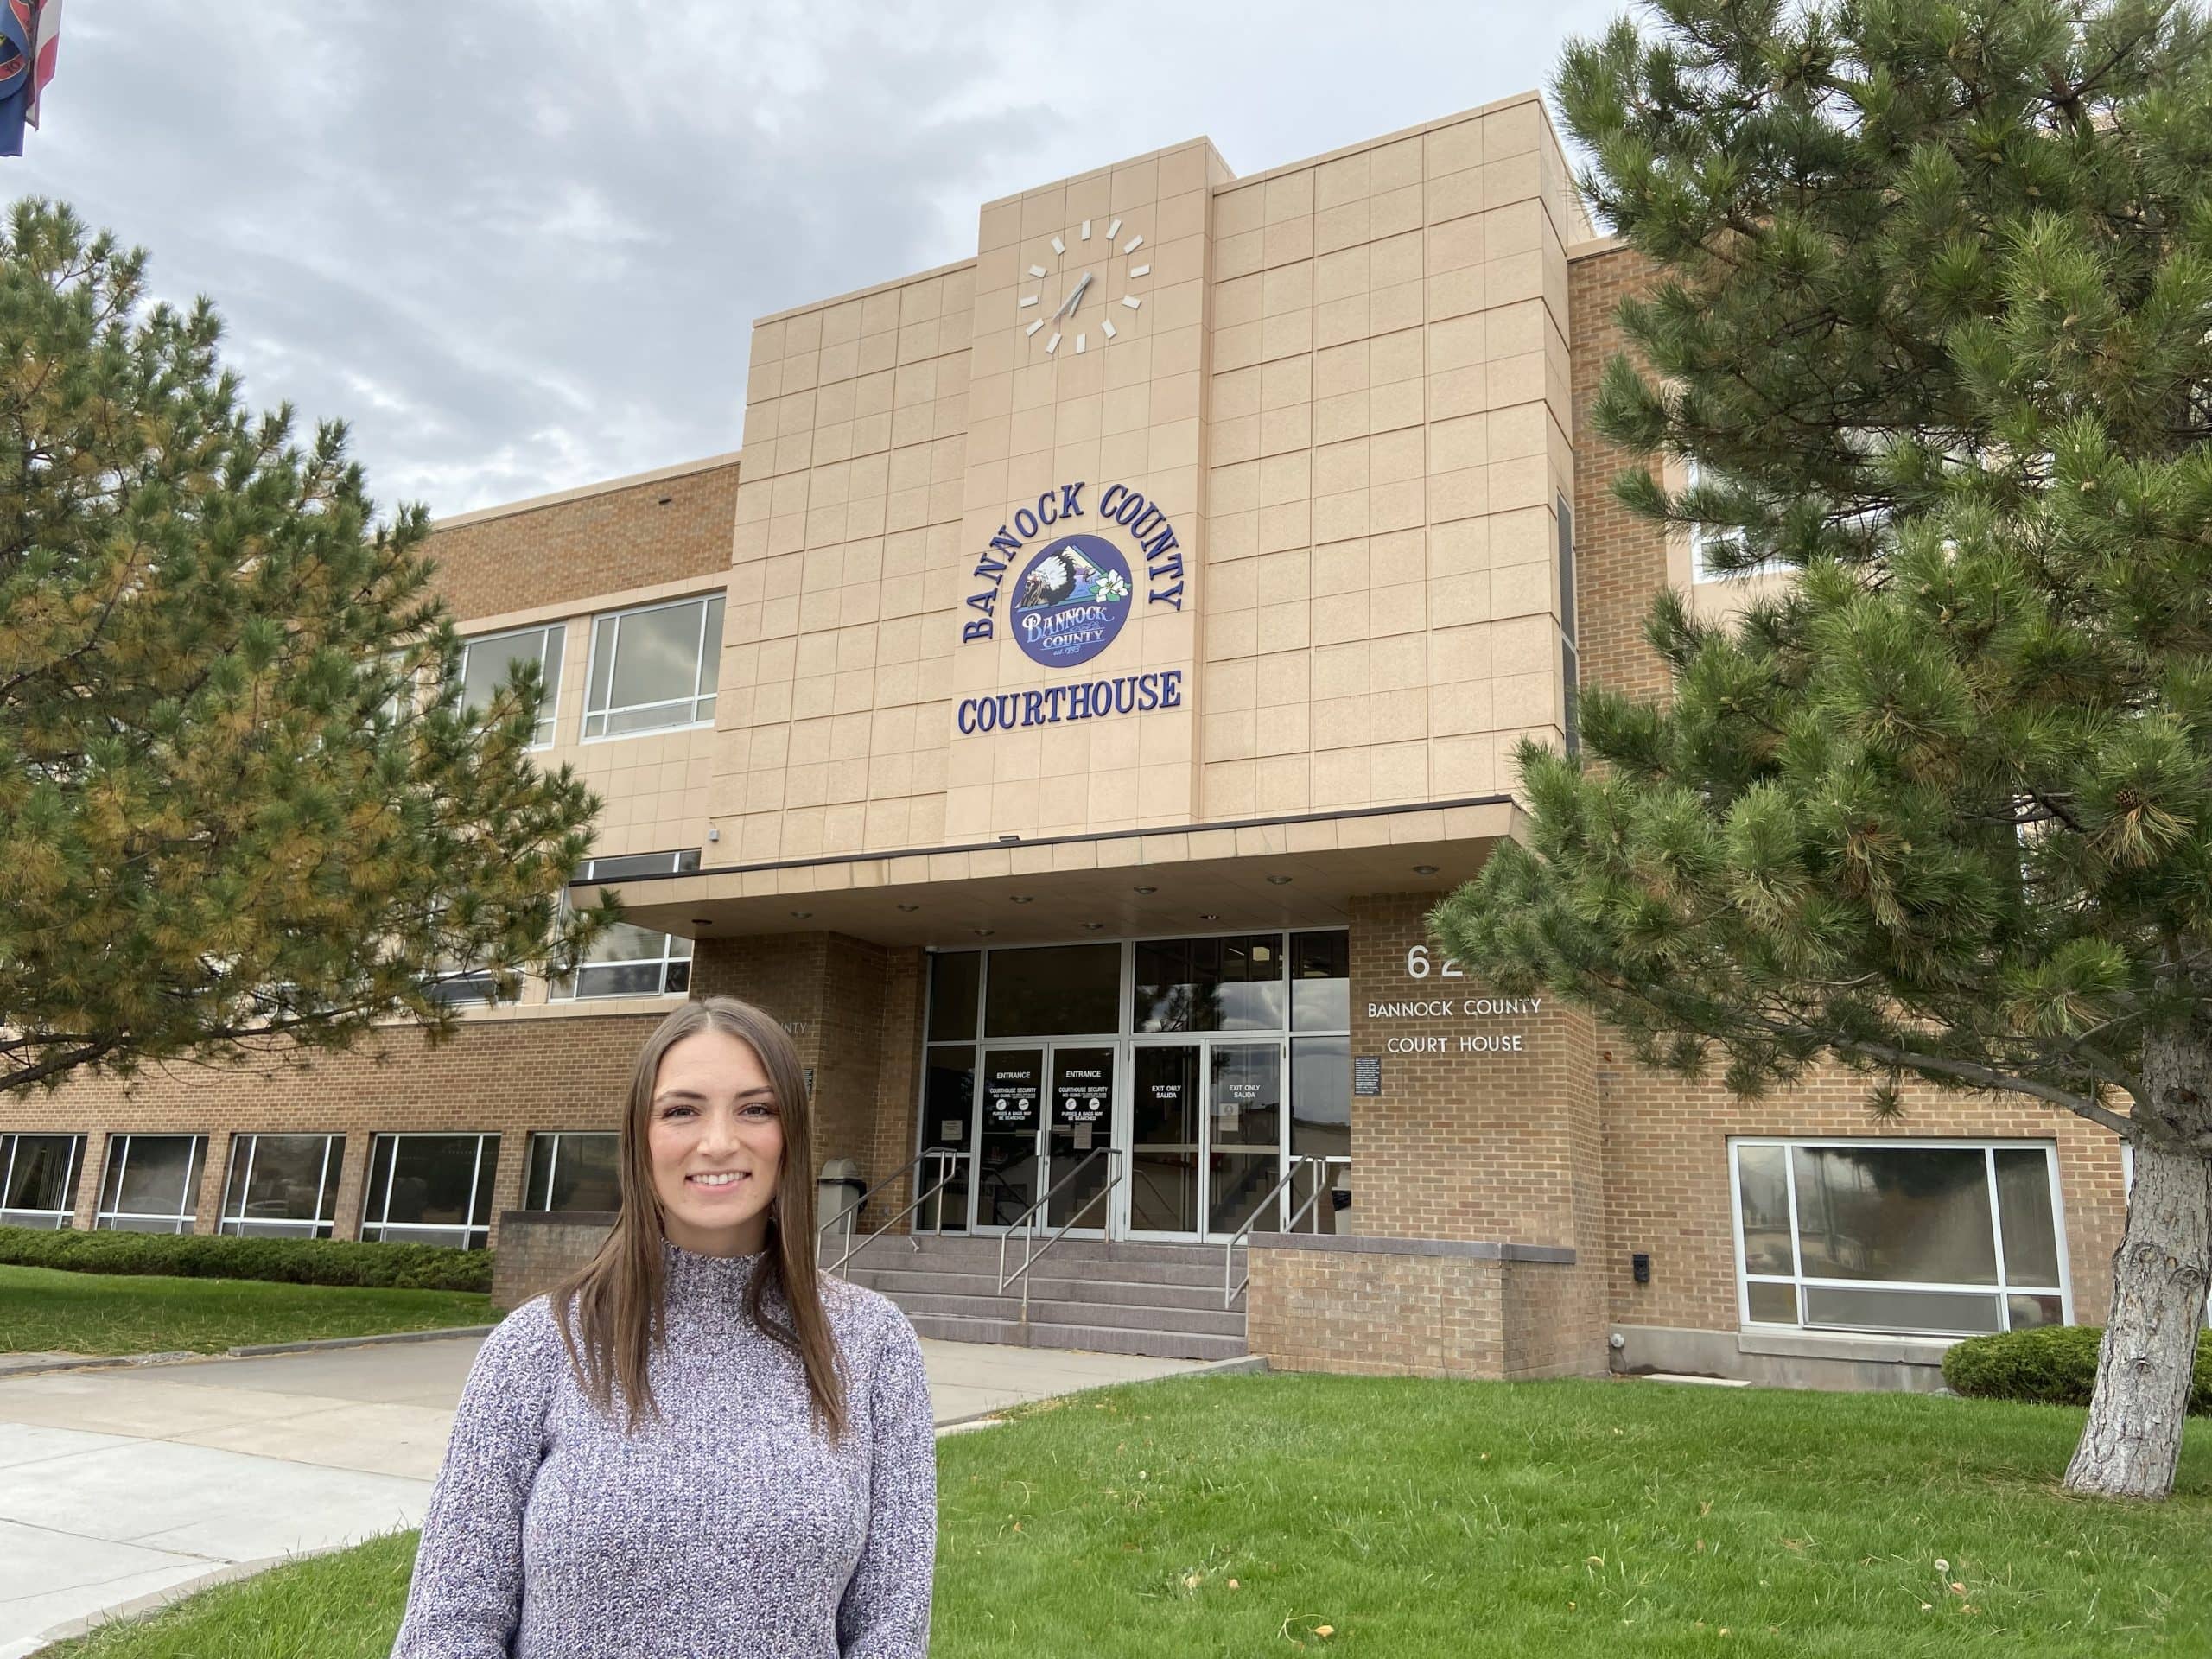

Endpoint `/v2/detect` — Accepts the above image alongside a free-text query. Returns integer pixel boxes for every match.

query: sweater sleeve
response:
[390,1300,559,1659]
[836,1301,938,1658]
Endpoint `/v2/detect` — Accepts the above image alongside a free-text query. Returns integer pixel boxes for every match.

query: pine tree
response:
[1432,0,2212,1498]
[0,200,617,1099]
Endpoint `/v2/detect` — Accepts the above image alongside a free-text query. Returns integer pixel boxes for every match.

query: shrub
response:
[0,1225,492,1292]
[1942,1324,2212,1414]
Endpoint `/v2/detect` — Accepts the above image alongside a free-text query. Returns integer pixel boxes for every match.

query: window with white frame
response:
[1732,1138,2069,1337]
[1,1133,86,1229]
[458,622,565,749]
[360,1133,499,1249]
[553,850,700,1000]
[219,1134,344,1237]
[95,1135,208,1234]
[1685,459,1786,582]
[582,594,723,741]
[523,1132,621,1212]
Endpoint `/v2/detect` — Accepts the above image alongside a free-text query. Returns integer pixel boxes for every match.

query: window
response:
[360,1133,499,1249]
[1,1133,86,1229]
[1732,1139,2069,1337]
[523,1133,621,1212]
[983,943,1121,1037]
[220,1134,343,1237]
[1132,935,1285,1033]
[96,1135,208,1234]
[555,850,702,1000]
[1556,493,1579,758]
[458,623,565,748]
[1685,460,1784,582]
[583,594,724,741]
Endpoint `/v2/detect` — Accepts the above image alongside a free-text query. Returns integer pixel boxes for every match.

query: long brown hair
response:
[549,995,847,1440]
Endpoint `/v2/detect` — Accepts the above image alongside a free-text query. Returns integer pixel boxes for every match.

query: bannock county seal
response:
[1009,533,1132,669]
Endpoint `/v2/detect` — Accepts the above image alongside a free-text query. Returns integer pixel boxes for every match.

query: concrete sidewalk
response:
[0,1333,1207,1656]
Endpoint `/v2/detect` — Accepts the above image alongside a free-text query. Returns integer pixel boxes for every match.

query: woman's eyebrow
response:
[652,1085,778,1105]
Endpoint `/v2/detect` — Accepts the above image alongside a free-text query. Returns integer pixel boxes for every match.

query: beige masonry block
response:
[1317,245,1370,302]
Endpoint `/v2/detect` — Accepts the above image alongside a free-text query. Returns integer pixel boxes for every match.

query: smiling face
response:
[646,1027,785,1257]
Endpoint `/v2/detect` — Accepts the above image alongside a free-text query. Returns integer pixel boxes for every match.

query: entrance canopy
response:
[609,798,1518,949]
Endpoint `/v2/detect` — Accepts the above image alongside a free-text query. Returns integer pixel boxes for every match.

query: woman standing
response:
[392,995,936,1657]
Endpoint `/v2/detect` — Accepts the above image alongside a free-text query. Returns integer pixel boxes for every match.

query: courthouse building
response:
[0,92,2128,1388]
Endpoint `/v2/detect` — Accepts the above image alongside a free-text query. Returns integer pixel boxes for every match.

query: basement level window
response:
[1731,1138,2069,1338]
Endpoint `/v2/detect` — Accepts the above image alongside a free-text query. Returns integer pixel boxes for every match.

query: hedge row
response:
[0,1225,493,1293]
[1942,1323,2212,1414]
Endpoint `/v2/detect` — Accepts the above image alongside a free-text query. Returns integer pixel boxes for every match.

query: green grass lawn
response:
[0,1264,494,1356]
[38,1374,2212,1657]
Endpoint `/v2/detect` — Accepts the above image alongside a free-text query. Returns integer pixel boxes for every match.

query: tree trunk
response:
[2062,1028,2212,1501]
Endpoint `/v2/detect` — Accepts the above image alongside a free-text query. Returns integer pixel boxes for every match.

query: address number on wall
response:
[1405,945,1465,980]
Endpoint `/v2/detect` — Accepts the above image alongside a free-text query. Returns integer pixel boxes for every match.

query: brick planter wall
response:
[492,1211,617,1311]
[1245,1231,1586,1380]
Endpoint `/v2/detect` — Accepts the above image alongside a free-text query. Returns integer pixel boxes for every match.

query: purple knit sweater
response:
[391,1239,936,1657]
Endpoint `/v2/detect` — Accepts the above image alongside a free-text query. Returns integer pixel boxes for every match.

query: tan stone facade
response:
[2,92,2131,1391]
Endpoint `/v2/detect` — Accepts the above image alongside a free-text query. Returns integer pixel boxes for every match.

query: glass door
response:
[1206,1042,1284,1238]
[1127,1044,1202,1236]
[976,1049,1044,1230]
[1046,1046,1115,1231]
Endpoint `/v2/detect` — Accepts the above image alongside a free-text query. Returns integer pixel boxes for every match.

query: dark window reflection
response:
[1290,931,1351,1031]
[1135,934,1285,1032]
[1289,1036,1350,1160]
[1791,1146,1996,1285]
[982,944,1120,1037]
[927,951,981,1041]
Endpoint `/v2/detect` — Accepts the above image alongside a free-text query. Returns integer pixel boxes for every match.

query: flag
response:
[0,0,58,158]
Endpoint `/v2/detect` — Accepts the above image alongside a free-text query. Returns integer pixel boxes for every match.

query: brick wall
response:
[1567,245,1671,707]
[1564,241,2131,1338]
[424,461,740,624]
[3,1010,672,1242]
[1345,890,1610,1369]
[691,930,925,1207]
[492,1211,616,1310]
[1246,1234,1586,1378]
[1599,1062,2126,1332]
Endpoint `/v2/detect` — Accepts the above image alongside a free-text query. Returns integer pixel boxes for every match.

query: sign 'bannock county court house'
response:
[2,91,2127,1390]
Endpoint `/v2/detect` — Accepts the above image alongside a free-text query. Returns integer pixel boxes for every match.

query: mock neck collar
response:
[659,1234,768,1291]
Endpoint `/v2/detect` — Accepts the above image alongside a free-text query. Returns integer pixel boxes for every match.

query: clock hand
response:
[1052,270,1093,323]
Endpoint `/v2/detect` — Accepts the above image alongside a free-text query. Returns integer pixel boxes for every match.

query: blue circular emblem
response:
[1009,533,1132,669]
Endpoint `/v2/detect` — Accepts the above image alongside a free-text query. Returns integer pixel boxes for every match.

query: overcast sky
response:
[10,1,1624,518]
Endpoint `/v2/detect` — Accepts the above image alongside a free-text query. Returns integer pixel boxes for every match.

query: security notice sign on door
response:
[985,1063,1039,1129]
[1056,1060,1109,1149]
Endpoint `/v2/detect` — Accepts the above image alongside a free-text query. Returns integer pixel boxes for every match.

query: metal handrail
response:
[818,1147,963,1276]
[995,1147,1126,1323]
[1224,1155,1330,1307]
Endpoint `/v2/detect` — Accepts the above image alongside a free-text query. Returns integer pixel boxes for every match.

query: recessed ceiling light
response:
[1134,885,1157,895]
[1265,875,1293,886]
[690,918,714,925]
[973,927,995,937]
[1412,864,1440,876]
[1010,895,1035,904]
[790,910,812,919]
[1199,913,1221,922]
[895,903,920,912]
[1080,921,1106,931]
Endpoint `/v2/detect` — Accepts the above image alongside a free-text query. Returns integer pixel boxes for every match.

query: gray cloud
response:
[11,0,1618,516]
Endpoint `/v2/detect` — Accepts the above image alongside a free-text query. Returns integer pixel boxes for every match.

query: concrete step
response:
[904,1311,1247,1363]
[840,1268,1238,1313]
[879,1288,1245,1337]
